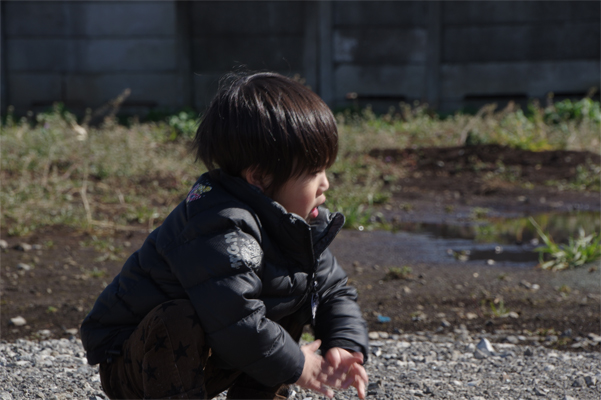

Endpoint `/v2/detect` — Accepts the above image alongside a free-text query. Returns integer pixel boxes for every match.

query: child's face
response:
[271,170,329,221]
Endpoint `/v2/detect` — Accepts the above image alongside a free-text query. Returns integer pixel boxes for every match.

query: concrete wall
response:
[3,1,599,115]
[3,1,187,115]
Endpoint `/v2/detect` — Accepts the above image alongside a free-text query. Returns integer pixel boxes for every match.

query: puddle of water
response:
[391,211,600,266]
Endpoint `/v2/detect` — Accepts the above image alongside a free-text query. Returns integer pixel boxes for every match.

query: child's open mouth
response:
[309,207,319,219]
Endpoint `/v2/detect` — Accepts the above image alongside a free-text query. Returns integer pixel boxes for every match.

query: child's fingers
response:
[326,347,341,369]
[356,377,366,399]
[356,363,369,384]
[352,351,364,364]
[306,339,321,352]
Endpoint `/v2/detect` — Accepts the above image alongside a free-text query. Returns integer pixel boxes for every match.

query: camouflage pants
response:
[99,299,303,399]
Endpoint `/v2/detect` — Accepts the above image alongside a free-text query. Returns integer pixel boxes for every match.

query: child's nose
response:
[320,173,329,192]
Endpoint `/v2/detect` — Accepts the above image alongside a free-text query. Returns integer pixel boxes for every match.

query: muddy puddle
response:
[380,211,600,266]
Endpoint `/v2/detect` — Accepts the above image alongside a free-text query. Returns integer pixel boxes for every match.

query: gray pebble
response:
[16,263,32,271]
[14,243,32,251]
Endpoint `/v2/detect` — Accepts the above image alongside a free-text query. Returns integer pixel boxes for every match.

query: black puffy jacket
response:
[80,170,368,387]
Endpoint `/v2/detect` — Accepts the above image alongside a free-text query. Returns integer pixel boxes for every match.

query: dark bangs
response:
[193,72,338,191]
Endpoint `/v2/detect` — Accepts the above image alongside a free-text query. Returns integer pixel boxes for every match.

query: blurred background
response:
[2,0,599,116]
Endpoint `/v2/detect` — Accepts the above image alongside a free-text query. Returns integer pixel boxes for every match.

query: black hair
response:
[192,72,338,192]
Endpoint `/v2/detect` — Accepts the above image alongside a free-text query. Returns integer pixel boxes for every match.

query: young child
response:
[81,72,369,399]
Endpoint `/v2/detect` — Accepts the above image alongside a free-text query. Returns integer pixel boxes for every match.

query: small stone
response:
[32,244,43,250]
[467,380,480,387]
[37,329,52,338]
[0,240,8,250]
[572,376,586,387]
[65,328,79,336]
[0,392,14,400]
[422,385,436,396]
[533,387,548,396]
[588,333,601,343]
[476,338,495,354]
[508,311,519,319]
[466,312,478,320]
[524,347,534,357]
[440,319,451,328]
[10,316,27,326]
[14,243,32,251]
[505,335,519,344]
[368,331,379,340]
[473,349,489,359]
[561,329,573,338]
[520,280,532,289]
[17,263,32,271]
[544,364,555,372]
[584,376,597,387]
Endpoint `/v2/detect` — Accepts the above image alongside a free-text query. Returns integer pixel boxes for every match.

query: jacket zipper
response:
[310,273,319,326]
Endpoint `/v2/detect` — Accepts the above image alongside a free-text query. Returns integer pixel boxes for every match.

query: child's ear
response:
[244,167,272,193]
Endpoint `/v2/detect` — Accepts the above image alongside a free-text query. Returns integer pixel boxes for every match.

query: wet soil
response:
[2,145,600,351]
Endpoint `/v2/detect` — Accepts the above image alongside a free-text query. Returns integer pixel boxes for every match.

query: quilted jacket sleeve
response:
[161,209,305,387]
[313,249,369,362]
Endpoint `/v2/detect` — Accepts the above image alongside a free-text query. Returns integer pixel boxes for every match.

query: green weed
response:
[489,299,509,318]
[384,265,413,281]
[301,332,315,343]
[384,266,413,280]
[529,217,601,270]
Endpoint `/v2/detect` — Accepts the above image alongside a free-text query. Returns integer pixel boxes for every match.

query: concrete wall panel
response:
[7,39,74,71]
[191,37,304,72]
[191,1,304,35]
[334,65,426,99]
[8,39,177,72]
[443,23,600,63]
[7,73,62,108]
[65,73,182,108]
[334,28,427,64]
[441,60,601,98]
[82,39,178,72]
[192,73,222,112]
[76,2,175,37]
[443,1,599,25]
[5,2,69,36]
[334,1,428,27]
[6,1,175,37]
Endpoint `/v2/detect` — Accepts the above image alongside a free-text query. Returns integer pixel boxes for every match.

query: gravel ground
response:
[1,330,599,400]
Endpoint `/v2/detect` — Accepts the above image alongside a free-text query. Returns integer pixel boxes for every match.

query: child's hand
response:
[326,347,369,399]
[296,340,369,399]
[296,340,345,398]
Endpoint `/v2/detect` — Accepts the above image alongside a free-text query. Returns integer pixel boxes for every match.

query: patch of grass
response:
[87,267,108,279]
[2,96,599,237]
[489,299,510,318]
[530,217,601,271]
[301,332,315,343]
[545,161,601,192]
[384,266,413,280]
[46,306,58,314]
[471,207,491,220]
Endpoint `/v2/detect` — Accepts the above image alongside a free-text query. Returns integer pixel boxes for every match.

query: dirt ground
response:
[1,145,600,352]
